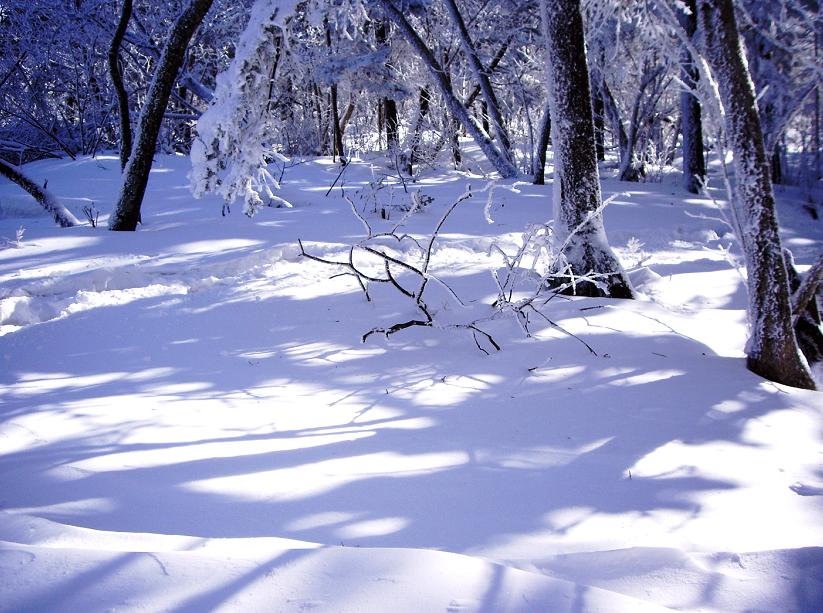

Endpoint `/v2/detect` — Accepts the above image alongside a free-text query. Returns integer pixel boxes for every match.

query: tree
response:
[374,0,518,178]
[0,158,79,227]
[109,0,215,231]
[677,0,706,194]
[109,0,134,171]
[442,0,514,164]
[540,0,632,298]
[698,0,815,389]
[191,0,301,215]
[738,0,820,185]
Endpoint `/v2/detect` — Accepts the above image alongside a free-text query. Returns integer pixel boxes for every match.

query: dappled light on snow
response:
[2,151,821,611]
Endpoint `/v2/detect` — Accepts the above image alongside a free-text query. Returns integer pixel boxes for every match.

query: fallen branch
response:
[0,158,79,227]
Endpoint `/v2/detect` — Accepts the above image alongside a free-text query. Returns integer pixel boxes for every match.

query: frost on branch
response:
[190,0,300,216]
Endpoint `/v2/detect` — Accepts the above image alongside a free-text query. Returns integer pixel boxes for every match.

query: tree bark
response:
[109,0,214,231]
[698,0,815,389]
[108,0,133,171]
[541,0,632,299]
[532,102,551,185]
[0,159,79,227]
[677,0,705,194]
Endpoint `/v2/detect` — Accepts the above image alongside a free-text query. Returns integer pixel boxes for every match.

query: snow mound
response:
[0,514,669,613]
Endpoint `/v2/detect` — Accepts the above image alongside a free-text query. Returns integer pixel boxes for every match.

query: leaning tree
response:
[109,0,215,231]
[697,0,815,389]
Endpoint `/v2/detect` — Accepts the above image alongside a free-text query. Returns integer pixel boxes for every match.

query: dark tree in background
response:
[677,0,706,194]
[109,0,215,231]
[108,0,134,171]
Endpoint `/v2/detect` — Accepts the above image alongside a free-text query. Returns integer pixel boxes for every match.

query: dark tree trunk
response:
[698,0,815,389]
[464,36,512,109]
[784,250,823,366]
[541,0,632,299]
[592,87,605,161]
[330,84,344,160]
[597,76,629,169]
[404,87,431,175]
[618,64,664,182]
[479,100,490,136]
[325,18,345,161]
[109,0,214,231]
[533,103,551,185]
[108,0,133,171]
[770,143,784,185]
[0,158,79,227]
[384,98,399,151]
[374,21,399,152]
[678,0,705,194]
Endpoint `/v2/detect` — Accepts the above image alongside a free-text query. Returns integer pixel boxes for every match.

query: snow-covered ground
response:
[1,151,821,612]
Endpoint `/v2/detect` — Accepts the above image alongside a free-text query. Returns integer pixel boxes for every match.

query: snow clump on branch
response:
[190,0,301,216]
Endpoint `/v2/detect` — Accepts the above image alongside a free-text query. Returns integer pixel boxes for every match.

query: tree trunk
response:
[325,18,345,162]
[464,36,512,109]
[374,20,399,152]
[0,159,79,227]
[384,98,399,151]
[109,0,214,231]
[404,87,431,175]
[677,0,705,194]
[541,0,632,299]
[597,76,629,169]
[533,103,551,185]
[108,0,133,171]
[330,83,344,160]
[376,0,517,178]
[698,0,815,389]
[770,142,784,185]
[618,64,663,182]
[784,250,823,366]
[592,87,605,161]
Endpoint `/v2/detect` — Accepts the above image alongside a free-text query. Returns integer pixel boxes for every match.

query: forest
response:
[0,0,822,611]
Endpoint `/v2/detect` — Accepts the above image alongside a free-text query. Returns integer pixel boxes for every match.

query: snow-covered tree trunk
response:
[678,0,705,193]
[374,0,518,178]
[0,158,79,227]
[108,0,133,171]
[698,0,815,389]
[541,0,632,299]
[532,103,551,185]
[109,0,214,231]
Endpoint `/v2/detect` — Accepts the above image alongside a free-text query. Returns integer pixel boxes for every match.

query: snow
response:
[1,149,822,611]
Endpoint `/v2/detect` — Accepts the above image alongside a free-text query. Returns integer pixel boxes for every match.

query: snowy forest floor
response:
[1,148,822,612]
